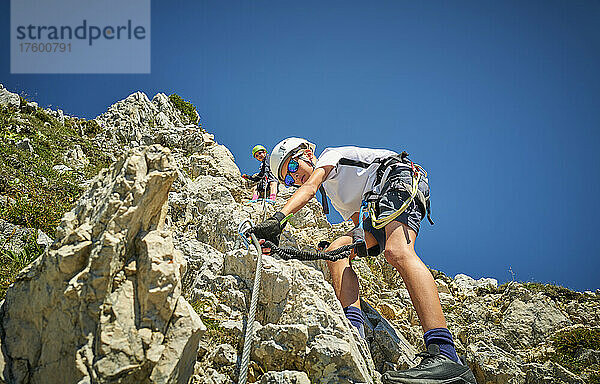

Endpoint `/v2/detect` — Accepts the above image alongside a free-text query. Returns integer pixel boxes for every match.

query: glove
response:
[249,211,287,246]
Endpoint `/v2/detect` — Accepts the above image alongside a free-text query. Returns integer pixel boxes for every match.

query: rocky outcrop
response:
[224,249,376,382]
[63,144,90,170]
[260,371,310,384]
[0,85,20,109]
[94,92,206,161]
[0,145,205,383]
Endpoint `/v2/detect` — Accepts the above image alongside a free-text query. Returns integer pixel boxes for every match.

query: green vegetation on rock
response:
[0,232,44,298]
[492,281,599,303]
[0,105,111,234]
[522,282,599,302]
[549,327,600,382]
[191,299,236,346]
[169,94,199,125]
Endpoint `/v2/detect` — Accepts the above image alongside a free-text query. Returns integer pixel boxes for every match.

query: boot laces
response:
[414,349,439,368]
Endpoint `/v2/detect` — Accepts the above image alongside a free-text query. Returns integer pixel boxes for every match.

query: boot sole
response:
[382,372,476,384]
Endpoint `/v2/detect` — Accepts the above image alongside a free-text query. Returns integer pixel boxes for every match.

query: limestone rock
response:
[44,107,66,124]
[63,144,90,169]
[452,273,498,298]
[52,164,73,173]
[0,84,20,108]
[0,195,16,207]
[15,138,33,153]
[253,324,308,371]
[35,229,53,248]
[278,187,330,230]
[221,250,378,383]
[563,299,600,327]
[94,91,205,161]
[362,300,416,371]
[192,368,232,384]
[260,371,311,384]
[187,144,241,184]
[208,344,238,366]
[170,175,247,253]
[501,294,571,349]
[305,334,372,383]
[524,361,585,384]
[0,145,205,384]
[175,236,225,294]
[467,341,525,384]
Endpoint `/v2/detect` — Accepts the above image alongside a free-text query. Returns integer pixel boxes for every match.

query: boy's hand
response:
[249,211,287,246]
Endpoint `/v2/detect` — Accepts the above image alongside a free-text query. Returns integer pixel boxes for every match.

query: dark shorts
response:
[363,167,430,251]
[257,178,277,193]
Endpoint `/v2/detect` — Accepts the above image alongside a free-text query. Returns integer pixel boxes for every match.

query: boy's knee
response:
[384,244,413,270]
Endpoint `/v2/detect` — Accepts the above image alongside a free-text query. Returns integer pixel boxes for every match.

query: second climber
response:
[242,144,279,202]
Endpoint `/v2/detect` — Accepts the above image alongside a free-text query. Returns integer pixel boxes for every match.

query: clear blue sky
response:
[2,1,599,291]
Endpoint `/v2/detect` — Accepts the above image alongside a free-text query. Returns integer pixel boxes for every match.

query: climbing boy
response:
[242,145,278,202]
[250,138,476,384]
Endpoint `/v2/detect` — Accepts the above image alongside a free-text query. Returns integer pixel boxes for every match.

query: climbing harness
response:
[366,159,422,229]
[362,151,434,229]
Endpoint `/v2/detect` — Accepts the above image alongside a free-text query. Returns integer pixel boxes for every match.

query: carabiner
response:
[237,219,254,249]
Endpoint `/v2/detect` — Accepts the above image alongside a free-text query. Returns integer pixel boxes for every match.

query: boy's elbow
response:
[305,184,319,199]
[297,185,316,200]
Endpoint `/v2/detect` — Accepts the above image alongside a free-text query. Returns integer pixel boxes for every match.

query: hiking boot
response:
[382,344,477,384]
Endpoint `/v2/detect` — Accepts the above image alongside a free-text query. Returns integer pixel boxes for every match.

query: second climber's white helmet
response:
[270,137,316,182]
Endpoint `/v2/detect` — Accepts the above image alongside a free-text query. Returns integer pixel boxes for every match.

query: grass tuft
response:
[547,327,600,380]
[0,232,44,299]
[190,299,237,346]
[169,94,199,125]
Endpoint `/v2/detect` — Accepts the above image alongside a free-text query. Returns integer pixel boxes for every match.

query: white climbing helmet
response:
[270,137,316,182]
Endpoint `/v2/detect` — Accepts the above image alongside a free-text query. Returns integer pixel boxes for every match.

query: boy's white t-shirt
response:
[315,146,397,220]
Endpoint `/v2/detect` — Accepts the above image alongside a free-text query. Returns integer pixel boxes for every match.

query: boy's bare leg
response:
[384,221,446,332]
[325,236,360,308]
[382,221,476,382]
[268,181,278,200]
[325,227,379,310]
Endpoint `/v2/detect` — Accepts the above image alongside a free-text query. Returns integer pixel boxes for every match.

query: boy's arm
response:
[280,165,333,216]
[249,165,333,246]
